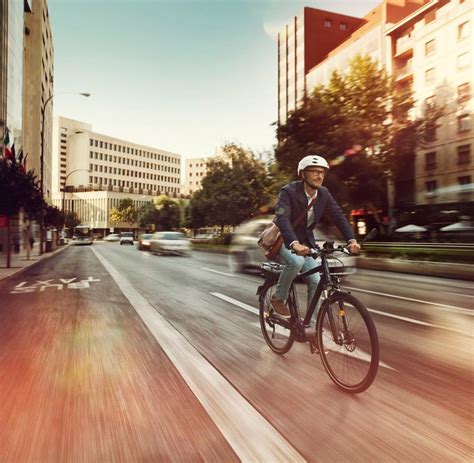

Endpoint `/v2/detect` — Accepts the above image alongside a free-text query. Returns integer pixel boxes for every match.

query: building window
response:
[340,22,347,30]
[458,82,471,102]
[89,139,93,146]
[457,52,469,70]
[89,151,93,159]
[425,67,435,83]
[324,19,332,28]
[99,141,103,148]
[426,180,437,194]
[425,151,436,169]
[89,176,93,183]
[426,122,437,141]
[458,114,471,133]
[425,39,435,56]
[457,144,471,164]
[458,21,470,41]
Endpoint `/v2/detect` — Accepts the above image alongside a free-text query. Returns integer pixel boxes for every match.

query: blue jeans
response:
[274,244,321,313]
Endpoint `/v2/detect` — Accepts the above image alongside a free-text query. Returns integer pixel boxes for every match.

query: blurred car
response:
[149,231,191,256]
[120,232,134,245]
[137,233,154,251]
[229,217,355,273]
[104,233,120,242]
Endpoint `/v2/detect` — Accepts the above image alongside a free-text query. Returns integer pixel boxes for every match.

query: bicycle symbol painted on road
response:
[10,277,101,294]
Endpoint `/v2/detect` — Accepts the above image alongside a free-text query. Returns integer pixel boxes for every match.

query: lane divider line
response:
[345,286,473,315]
[213,293,395,371]
[367,308,473,337]
[92,247,305,463]
[200,267,236,278]
[211,292,259,315]
[200,267,472,315]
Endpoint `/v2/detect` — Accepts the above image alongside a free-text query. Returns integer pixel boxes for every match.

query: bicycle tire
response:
[259,282,295,355]
[316,292,379,393]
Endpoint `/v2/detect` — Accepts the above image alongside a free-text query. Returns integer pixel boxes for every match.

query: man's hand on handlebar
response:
[347,240,361,255]
[291,242,311,256]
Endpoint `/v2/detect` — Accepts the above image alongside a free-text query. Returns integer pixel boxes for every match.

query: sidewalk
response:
[0,244,67,281]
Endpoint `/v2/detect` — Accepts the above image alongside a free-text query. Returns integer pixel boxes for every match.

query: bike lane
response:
[0,247,240,462]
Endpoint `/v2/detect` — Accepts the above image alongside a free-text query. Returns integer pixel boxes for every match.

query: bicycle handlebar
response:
[292,228,378,259]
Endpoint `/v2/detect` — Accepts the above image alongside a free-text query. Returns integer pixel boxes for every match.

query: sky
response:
[49,0,381,159]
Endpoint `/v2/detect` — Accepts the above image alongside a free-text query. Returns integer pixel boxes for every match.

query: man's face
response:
[302,167,326,189]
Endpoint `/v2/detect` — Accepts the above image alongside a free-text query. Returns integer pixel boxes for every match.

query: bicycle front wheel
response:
[259,282,295,355]
[316,292,379,393]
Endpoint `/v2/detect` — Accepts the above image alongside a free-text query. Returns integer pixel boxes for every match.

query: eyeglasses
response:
[305,169,326,176]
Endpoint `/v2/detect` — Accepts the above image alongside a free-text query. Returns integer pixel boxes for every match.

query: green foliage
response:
[0,158,45,218]
[153,195,181,230]
[187,143,269,229]
[137,202,160,229]
[64,211,81,230]
[109,197,138,227]
[275,54,442,217]
[44,205,65,229]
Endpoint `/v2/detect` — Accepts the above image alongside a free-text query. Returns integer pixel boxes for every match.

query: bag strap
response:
[291,194,317,228]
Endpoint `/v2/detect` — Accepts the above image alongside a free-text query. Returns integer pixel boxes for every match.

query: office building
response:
[22,0,54,198]
[51,117,182,231]
[386,0,473,210]
[282,0,472,215]
[183,157,209,195]
[278,7,365,125]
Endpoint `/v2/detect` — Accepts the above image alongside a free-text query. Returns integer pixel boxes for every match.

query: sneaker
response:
[270,296,291,318]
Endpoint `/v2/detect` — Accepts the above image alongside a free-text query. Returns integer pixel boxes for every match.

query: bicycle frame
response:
[283,252,342,343]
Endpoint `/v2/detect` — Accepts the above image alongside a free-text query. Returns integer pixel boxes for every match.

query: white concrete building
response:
[183,157,209,195]
[51,116,182,231]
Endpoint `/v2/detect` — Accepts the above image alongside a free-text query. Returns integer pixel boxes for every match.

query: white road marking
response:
[367,308,473,337]
[344,286,473,315]
[92,248,305,463]
[211,292,259,315]
[201,267,472,316]
[442,291,474,298]
[201,267,236,278]
[213,294,395,371]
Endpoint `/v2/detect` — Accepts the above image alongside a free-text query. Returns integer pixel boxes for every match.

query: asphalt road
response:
[0,243,472,462]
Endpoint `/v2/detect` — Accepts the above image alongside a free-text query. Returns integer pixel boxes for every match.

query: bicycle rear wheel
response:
[316,292,379,393]
[259,282,295,354]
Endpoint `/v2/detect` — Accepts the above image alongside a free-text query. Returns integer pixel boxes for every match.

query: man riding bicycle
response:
[271,155,361,318]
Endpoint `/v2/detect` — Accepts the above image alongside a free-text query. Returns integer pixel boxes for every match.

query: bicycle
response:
[257,229,379,393]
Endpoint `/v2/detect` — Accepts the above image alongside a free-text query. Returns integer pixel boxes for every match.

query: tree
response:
[190,143,269,231]
[109,197,137,229]
[64,211,81,231]
[44,205,65,230]
[137,202,160,230]
[153,195,181,231]
[0,158,46,267]
[275,54,442,228]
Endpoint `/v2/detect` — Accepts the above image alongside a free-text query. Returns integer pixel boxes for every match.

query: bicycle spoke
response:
[318,294,379,393]
[259,284,294,354]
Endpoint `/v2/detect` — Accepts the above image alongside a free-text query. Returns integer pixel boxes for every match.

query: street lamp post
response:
[39,92,90,254]
[62,169,91,214]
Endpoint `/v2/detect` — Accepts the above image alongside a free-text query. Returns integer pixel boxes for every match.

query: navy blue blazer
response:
[274,181,355,249]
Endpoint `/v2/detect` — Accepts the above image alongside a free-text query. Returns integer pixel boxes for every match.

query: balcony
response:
[395,59,413,82]
[395,35,414,58]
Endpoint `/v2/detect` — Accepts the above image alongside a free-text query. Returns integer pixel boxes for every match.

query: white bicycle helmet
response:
[297,155,330,176]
